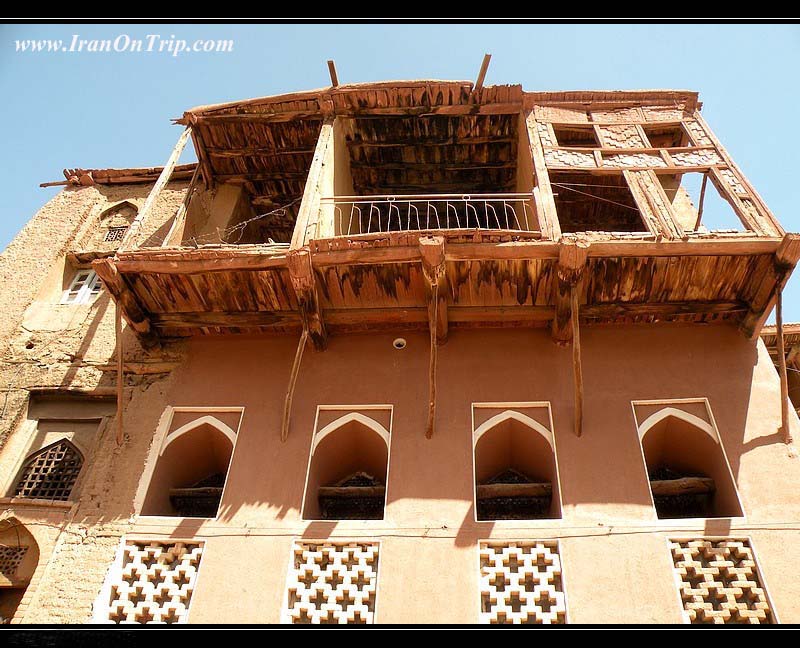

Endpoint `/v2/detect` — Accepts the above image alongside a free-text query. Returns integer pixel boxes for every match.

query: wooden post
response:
[281,329,308,442]
[161,164,201,247]
[777,292,793,444]
[474,54,491,91]
[571,285,584,438]
[327,60,339,87]
[119,126,192,252]
[694,172,708,231]
[115,306,124,446]
[420,236,447,439]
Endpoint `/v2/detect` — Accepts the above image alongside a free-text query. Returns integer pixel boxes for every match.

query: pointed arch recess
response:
[160,415,237,456]
[473,410,554,449]
[311,412,390,455]
[637,407,717,443]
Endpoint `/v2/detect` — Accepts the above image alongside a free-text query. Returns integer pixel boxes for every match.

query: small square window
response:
[62,270,102,305]
[104,226,128,242]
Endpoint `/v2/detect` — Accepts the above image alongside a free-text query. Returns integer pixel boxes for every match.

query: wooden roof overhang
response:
[93,232,800,345]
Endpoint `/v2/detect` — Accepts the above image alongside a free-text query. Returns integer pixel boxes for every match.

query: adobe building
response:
[1,73,800,625]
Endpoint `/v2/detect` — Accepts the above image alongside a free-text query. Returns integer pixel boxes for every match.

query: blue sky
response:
[2,23,799,318]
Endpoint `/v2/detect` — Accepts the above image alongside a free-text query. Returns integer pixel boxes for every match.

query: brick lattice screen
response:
[669,539,774,624]
[0,545,28,577]
[105,541,204,624]
[284,542,379,624]
[479,540,567,624]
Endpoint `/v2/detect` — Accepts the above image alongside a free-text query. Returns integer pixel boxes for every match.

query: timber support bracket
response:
[288,248,327,351]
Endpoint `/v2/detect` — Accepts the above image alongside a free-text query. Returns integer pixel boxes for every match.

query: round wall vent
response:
[393,338,407,350]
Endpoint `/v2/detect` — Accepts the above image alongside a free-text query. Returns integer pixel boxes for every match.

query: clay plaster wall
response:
[10,324,799,624]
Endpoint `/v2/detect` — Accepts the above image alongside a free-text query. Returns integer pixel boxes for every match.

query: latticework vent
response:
[14,440,83,501]
[104,226,128,242]
[670,539,774,624]
[105,541,203,624]
[284,542,379,624]
[479,541,567,624]
[0,545,28,578]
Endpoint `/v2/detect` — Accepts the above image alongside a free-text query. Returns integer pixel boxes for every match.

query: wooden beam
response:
[694,172,708,230]
[288,248,327,351]
[327,59,339,87]
[292,117,335,249]
[205,146,314,158]
[113,251,290,275]
[476,482,551,499]
[525,113,561,240]
[474,54,492,91]
[162,164,201,248]
[777,292,793,444]
[347,135,515,148]
[151,311,300,330]
[650,477,715,496]
[119,126,192,252]
[92,259,152,337]
[571,285,583,438]
[318,486,386,499]
[552,237,589,343]
[741,233,800,339]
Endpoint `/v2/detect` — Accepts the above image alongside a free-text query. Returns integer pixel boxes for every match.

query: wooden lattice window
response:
[13,439,83,501]
[104,226,128,242]
[0,546,28,578]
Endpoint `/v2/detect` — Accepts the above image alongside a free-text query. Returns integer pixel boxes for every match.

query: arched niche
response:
[473,411,560,520]
[639,409,743,519]
[141,417,235,518]
[0,518,39,624]
[99,201,138,226]
[303,414,390,520]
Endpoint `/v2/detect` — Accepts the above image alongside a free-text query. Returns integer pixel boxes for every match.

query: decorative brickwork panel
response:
[671,150,723,167]
[533,106,588,123]
[544,149,596,168]
[643,106,686,121]
[0,545,28,578]
[603,153,667,168]
[536,122,556,147]
[106,541,204,624]
[104,226,128,242]
[598,124,646,149]
[590,107,645,122]
[718,169,748,196]
[14,440,83,501]
[284,542,379,624]
[684,120,713,146]
[479,541,567,624]
[670,539,774,625]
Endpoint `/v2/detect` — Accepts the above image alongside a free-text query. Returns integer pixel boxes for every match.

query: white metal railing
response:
[320,193,538,236]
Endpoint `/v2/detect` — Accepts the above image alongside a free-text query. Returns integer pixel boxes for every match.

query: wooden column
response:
[420,236,447,439]
[115,305,125,446]
[288,248,327,351]
[119,126,192,252]
[776,292,793,444]
[525,113,561,241]
[571,285,584,438]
